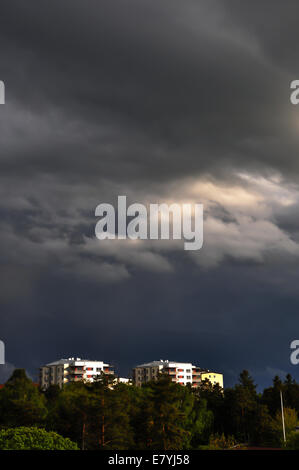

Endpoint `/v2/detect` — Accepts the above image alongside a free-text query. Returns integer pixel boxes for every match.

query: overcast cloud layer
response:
[1,0,299,387]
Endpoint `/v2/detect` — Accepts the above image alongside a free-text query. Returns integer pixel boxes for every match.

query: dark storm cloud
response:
[0,0,297,184]
[222,0,299,73]
[1,1,299,387]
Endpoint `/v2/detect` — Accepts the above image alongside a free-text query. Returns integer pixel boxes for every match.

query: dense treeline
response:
[1,369,299,449]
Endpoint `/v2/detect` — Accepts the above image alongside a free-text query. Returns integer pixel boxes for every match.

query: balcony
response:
[68,367,84,375]
[68,376,82,382]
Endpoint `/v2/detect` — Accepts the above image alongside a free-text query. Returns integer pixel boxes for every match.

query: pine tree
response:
[0,369,47,427]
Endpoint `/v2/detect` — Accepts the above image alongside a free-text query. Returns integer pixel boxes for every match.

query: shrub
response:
[285,431,299,450]
[0,426,79,450]
[207,433,237,449]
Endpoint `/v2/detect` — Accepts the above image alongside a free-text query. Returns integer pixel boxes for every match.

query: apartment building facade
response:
[132,360,223,389]
[201,371,224,388]
[39,357,114,390]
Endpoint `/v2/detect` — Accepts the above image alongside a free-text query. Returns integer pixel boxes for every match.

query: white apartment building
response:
[117,377,132,385]
[39,357,114,390]
[132,359,223,389]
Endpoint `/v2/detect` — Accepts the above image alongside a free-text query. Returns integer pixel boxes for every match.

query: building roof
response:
[135,360,194,368]
[44,358,109,367]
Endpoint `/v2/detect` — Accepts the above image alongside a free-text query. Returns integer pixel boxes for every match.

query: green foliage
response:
[48,380,134,450]
[1,368,299,450]
[0,427,78,450]
[130,375,214,450]
[262,376,283,417]
[222,370,258,443]
[195,379,225,434]
[90,381,135,450]
[187,395,213,448]
[268,408,299,446]
[262,374,299,418]
[132,376,191,449]
[207,433,237,450]
[285,431,299,450]
[0,369,47,427]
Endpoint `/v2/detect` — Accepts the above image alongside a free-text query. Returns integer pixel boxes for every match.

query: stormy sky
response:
[1,0,299,388]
